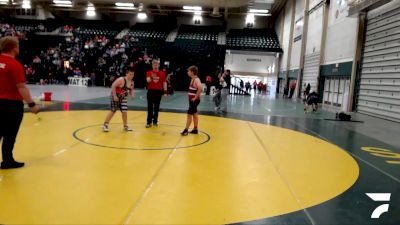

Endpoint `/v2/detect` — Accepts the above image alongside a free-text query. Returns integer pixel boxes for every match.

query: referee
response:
[0,36,39,169]
[146,59,167,128]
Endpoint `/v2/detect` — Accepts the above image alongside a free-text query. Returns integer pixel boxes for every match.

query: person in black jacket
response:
[304,90,319,112]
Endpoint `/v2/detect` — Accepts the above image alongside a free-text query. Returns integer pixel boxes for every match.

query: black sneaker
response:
[1,161,25,169]
[180,129,189,136]
[153,123,158,127]
[189,129,198,134]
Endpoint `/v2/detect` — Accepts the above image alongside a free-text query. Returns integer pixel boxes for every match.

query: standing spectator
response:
[258,81,264,94]
[146,59,167,128]
[220,69,230,113]
[213,73,223,112]
[225,69,231,89]
[283,85,289,98]
[303,83,311,102]
[166,69,174,95]
[0,36,39,169]
[205,74,212,95]
[304,90,319,112]
[181,66,202,136]
[305,83,311,96]
[253,80,257,92]
[90,72,96,87]
[289,80,297,98]
[25,65,33,83]
[245,80,251,92]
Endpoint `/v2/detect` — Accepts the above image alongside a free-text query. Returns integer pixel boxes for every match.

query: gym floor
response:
[0,85,398,225]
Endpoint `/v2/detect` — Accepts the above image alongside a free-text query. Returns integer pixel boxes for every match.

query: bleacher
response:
[124,23,172,56]
[14,24,37,33]
[175,25,219,41]
[226,28,282,52]
[75,27,118,38]
[1,18,60,35]
[127,30,167,39]
[59,20,126,41]
[128,23,170,39]
[171,25,222,54]
[159,25,225,90]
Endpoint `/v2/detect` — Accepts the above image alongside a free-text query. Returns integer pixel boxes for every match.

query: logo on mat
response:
[366,193,391,218]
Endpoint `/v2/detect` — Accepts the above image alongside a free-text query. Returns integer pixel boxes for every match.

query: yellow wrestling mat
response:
[0,111,359,224]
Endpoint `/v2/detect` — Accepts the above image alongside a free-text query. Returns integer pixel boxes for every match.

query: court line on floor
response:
[121,134,184,225]
[264,107,272,112]
[286,118,400,184]
[247,121,316,225]
[73,123,211,151]
[22,103,112,129]
[0,111,147,183]
[270,105,298,113]
[0,108,110,182]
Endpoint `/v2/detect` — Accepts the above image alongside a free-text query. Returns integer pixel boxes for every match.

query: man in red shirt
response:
[146,59,167,128]
[0,36,39,169]
[289,80,297,98]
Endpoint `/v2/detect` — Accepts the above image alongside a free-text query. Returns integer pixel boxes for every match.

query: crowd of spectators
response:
[2,20,222,91]
[0,23,27,40]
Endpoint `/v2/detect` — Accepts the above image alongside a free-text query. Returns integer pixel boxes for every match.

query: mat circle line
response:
[72,123,211,150]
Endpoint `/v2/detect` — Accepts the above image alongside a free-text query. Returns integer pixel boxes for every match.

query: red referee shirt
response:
[0,54,25,101]
[146,70,166,90]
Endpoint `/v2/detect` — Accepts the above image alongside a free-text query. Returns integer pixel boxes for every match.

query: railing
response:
[230,77,250,95]
[230,84,250,95]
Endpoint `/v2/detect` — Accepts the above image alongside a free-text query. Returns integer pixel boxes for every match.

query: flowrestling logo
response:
[366,193,391,219]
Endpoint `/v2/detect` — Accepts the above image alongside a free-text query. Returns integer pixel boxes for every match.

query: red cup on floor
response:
[44,92,52,101]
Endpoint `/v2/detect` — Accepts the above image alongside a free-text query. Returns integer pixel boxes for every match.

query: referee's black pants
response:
[147,90,163,125]
[0,99,24,163]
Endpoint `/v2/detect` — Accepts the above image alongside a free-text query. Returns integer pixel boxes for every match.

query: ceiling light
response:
[253,13,271,16]
[115,2,134,7]
[137,12,147,20]
[86,2,95,16]
[87,10,96,17]
[193,15,202,21]
[249,9,270,13]
[254,0,274,3]
[53,0,72,7]
[116,7,136,10]
[87,3,95,11]
[54,4,73,7]
[246,13,255,24]
[22,0,31,9]
[53,0,71,4]
[183,6,202,11]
